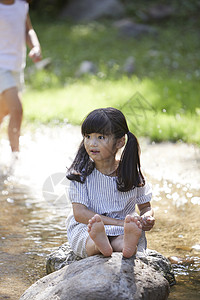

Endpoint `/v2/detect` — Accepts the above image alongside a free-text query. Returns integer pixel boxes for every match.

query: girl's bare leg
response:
[0,94,8,123]
[86,214,113,257]
[110,235,123,252]
[1,87,23,152]
[85,236,101,256]
[122,215,142,258]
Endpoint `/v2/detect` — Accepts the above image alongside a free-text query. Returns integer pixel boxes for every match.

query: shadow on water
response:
[0,126,200,299]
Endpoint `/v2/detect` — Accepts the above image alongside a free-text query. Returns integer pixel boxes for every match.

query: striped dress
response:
[66,168,152,258]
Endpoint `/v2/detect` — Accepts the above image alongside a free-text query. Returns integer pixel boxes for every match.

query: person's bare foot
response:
[88,214,113,257]
[122,215,142,258]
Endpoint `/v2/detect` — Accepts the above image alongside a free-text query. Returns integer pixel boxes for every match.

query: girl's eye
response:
[85,135,90,139]
[98,135,105,140]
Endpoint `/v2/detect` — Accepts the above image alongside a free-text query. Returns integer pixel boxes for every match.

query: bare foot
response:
[88,214,113,257]
[122,215,142,258]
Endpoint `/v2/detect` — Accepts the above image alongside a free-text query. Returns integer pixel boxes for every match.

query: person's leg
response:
[85,236,101,256]
[86,214,113,257]
[1,87,23,152]
[109,235,123,252]
[0,93,9,123]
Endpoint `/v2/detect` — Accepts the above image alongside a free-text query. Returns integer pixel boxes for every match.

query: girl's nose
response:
[90,137,98,146]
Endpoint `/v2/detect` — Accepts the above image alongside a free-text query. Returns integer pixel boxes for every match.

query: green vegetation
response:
[24,16,200,145]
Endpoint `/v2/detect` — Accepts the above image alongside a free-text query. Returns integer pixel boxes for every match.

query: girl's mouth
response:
[90,150,100,154]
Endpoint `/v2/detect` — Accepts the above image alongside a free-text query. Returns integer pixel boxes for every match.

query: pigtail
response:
[66,140,95,183]
[117,132,145,192]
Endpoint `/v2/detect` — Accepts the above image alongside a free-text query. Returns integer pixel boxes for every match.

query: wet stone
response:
[20,243,175,300]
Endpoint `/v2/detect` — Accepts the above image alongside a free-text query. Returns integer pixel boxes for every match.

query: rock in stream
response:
[20,243,175,300]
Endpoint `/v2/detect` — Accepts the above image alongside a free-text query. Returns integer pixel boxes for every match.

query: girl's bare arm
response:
[137,202,155,231]
[25,14,42,62]
[72,203,124,226]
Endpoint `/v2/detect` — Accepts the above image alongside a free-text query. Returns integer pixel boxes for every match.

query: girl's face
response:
[84,133,117,162]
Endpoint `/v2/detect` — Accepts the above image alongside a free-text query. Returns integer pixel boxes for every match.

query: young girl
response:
[66,107,155,258]
[0,0,41,155]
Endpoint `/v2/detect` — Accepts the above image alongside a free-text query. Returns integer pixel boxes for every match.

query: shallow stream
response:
[0,125,200,299]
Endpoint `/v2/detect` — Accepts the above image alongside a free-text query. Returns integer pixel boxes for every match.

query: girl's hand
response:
[28,46,42,63]
[141,216,155,231]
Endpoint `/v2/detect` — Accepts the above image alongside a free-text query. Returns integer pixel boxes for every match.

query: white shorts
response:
[0,68,24,94]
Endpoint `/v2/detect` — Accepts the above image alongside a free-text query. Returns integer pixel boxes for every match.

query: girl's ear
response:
[116,136,125,149]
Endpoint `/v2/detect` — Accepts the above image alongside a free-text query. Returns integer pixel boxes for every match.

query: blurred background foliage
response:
[30,0,200,20]
[30,0,69,17]
[23,0,200,145]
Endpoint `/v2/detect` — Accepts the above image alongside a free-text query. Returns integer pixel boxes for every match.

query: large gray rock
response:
[20,243,175,300]
[60,0,125,22]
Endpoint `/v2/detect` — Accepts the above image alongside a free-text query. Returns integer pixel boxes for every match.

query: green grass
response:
[23,17,200,145]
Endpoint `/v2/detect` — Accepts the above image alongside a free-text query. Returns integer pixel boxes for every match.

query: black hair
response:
[67,107,145,191]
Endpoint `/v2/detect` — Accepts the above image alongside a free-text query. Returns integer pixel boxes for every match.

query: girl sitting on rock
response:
[66,107,155,258]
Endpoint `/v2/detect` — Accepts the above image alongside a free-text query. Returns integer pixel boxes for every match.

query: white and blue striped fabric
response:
[66,168,152,257]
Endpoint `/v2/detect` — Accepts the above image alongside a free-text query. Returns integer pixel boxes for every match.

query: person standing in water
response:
[0,0,41,156]
[66,107,155,258]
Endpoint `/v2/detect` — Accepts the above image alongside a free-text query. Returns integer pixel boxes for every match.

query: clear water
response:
[0,126,199,300]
